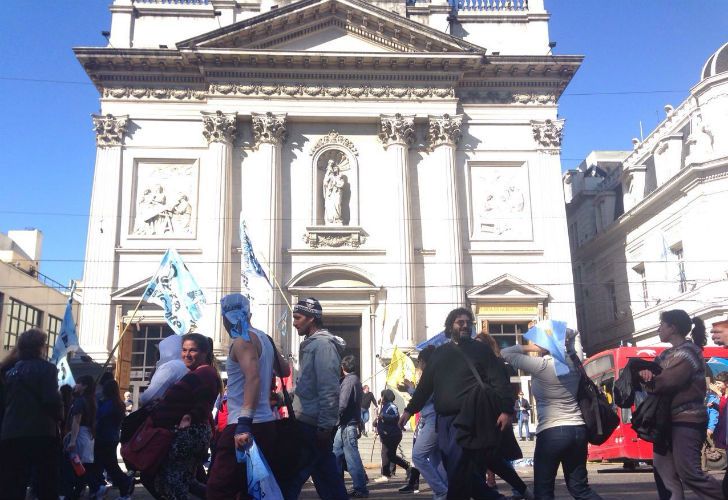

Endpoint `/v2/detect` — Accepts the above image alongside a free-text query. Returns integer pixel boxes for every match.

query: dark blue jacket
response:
[96,398,124,444]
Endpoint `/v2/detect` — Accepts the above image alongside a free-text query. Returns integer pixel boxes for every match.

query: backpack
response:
[569,352,620,445]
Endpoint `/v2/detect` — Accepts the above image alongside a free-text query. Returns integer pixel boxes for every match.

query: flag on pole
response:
[50,283,79,365]
[57,356,76,388]
[240,220,271,299]
[385,346,417,430]
[524,320,570,376]
[277,310,288,339]
[143,249,206,335]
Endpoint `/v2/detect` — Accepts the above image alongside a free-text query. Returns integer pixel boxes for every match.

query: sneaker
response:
[92,485,108,499]
[373,476,390,483]
[349,489,369,498]
[398,483,420,494]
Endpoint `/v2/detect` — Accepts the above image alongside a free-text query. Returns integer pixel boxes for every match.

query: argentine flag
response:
[50,284,79,365]
[524,320,570,376]
[143,249,206,335]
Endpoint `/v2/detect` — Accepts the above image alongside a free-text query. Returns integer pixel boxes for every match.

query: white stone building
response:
[0,230,76,359]
[76,0,580,394]
[564,42,728,354]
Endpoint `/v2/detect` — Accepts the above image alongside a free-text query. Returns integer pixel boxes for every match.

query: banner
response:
[142,249,206,335]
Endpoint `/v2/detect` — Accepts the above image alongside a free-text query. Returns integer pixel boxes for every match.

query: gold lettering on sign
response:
[477,305,539,316]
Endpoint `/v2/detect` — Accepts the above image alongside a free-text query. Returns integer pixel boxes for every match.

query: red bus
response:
[582,346,728,466]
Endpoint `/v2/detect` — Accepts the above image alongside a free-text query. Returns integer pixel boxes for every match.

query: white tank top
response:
[226,327,275,423]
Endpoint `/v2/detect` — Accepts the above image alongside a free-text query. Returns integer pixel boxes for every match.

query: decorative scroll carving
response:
[531,119,564,151]
[457,90,557,104]
[103,87,206,100]
[92,113,128,148]
[303,227,366,248]
[310,131,359,156]
[201,111,237,144]
[251,112,287,147]
[209,83,455,100]
[379,113,416,148]
[427,114,463,149]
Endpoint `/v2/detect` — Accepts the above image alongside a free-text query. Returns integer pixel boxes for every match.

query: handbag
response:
[120,405,151,444]
[569,352,619,445]
[120,416,174,474]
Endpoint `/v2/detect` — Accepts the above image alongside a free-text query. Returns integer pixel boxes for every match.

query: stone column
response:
[428,114,465,308]
[79,113,128,362]
[250,112,287,342]
[201,111,237,354]
[379,114,416,347]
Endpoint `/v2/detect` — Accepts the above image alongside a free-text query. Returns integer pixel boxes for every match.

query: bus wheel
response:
[622,460,637,470]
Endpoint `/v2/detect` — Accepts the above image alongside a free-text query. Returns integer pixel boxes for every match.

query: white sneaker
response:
[373,476,390,483]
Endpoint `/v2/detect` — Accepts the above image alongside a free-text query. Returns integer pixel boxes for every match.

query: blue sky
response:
[0,1,726,286]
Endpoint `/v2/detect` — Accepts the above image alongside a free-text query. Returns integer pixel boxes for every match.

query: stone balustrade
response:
[450,0,529,12]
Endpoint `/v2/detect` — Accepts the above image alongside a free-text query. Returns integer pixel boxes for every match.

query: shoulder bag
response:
[569,351,619,445]
[120,415,174,474]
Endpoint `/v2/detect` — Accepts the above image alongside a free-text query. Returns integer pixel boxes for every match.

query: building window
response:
[47,315,62,355]
[673,245,687,293]
[633,263,648,307]
[4,299,41,350]
[130,323,175,383]
[606,282,618,320]
[486,322,530,351]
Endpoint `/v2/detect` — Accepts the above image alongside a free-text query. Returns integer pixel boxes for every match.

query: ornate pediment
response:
[177,0,484,54]
[467,273,549,302]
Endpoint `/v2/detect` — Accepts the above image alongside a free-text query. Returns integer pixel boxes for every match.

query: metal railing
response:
[449,0,528,11]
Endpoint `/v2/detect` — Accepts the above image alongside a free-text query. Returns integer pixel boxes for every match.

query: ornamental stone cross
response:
[201,111,238,144]
[92,113,129,148]
[531,119,565,150]
[251,112,288,148]
[427,114,463,149]
[379,113,416,148]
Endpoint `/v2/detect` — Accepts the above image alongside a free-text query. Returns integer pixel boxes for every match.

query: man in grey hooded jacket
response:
[281,297,348,500]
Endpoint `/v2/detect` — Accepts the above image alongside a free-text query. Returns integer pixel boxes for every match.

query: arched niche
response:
[310,131,360,227]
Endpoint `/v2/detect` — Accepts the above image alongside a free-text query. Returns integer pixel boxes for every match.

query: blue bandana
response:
[221,293,252,341]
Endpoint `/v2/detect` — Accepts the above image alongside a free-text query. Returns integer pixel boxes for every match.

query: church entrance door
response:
[326,316,363,376]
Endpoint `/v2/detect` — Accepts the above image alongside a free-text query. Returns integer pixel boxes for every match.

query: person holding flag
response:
[207,293,290,499]
[502,321,603,500]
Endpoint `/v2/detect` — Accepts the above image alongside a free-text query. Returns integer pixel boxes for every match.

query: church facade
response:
[76,0,580,393]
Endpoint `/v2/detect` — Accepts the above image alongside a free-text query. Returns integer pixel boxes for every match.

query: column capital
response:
[251,112,287,148]
[202,110,238,145]
[379,113,415,149]
[531,118,564,151]
[427,113,463,149]
[92,113,128,148]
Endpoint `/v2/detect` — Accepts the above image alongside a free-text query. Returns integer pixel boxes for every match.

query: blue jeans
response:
[533,425,602,500]
[518,412,531,439]
[437,414,505,500]
[279,421,348,500]
[412,411,448,497]
[361,409,370,424]
[333,424,368,494]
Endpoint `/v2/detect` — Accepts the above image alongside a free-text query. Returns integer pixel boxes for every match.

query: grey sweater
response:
[501,345,584,434]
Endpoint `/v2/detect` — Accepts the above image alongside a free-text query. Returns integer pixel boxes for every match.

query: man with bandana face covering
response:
[280,297,349,500]
[207,293,290,500]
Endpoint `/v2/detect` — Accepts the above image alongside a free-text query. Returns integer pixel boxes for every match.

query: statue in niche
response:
[480,174,525,236]
[321,153,350,226]
[134,184,194,236]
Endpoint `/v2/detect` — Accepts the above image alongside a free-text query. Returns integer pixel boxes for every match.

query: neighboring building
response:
[0,230,75,359]
[75,0,580,395]
[564,42,728,353]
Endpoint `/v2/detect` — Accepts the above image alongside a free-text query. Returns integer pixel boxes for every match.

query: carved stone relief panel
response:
[470,164,533,241]
[130,161,198,238]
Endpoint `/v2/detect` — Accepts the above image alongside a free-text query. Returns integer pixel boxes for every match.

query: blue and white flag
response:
[57,356,76,388]
[524,320,570,376]
[143,249,206,335]
[277,310,288,339]
[50,283,79,365]
[240,220,271,298]
[237,441,283,500]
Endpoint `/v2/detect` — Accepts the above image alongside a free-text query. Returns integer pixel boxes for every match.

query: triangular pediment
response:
[467,274,549,300]
[111,277,153,302]
[177,0,484,54]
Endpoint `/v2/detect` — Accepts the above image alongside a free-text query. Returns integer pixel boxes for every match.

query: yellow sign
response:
[477,304,539,316]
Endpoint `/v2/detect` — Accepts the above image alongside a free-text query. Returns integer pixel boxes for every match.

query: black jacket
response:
[1,358,62,440]
[338,372,362,426]
[406,337,513,417]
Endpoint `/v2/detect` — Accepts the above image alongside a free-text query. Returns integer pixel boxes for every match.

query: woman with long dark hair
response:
[639,310,722,499]
[142,332,222,499]
[62,374,104,499]
[0,329,62,500]
[94,379,133,499]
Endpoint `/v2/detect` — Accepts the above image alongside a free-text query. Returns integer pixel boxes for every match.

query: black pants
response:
[0,436,60,500]
[93,440,132,496]
[380,433,409,476]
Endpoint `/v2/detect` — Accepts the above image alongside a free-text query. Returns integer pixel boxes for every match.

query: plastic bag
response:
[236,441,283,500]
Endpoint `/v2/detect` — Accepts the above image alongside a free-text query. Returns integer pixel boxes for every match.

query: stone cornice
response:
[92,113,128,147]
[209,82,455,99]
[201,110,237,144]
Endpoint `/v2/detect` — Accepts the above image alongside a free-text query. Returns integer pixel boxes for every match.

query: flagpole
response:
[96,296,144,384]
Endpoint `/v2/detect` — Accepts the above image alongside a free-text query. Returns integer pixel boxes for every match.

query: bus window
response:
[584,355,615,379]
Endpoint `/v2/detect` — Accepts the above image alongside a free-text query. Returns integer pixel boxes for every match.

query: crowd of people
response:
[2,301,728,499]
